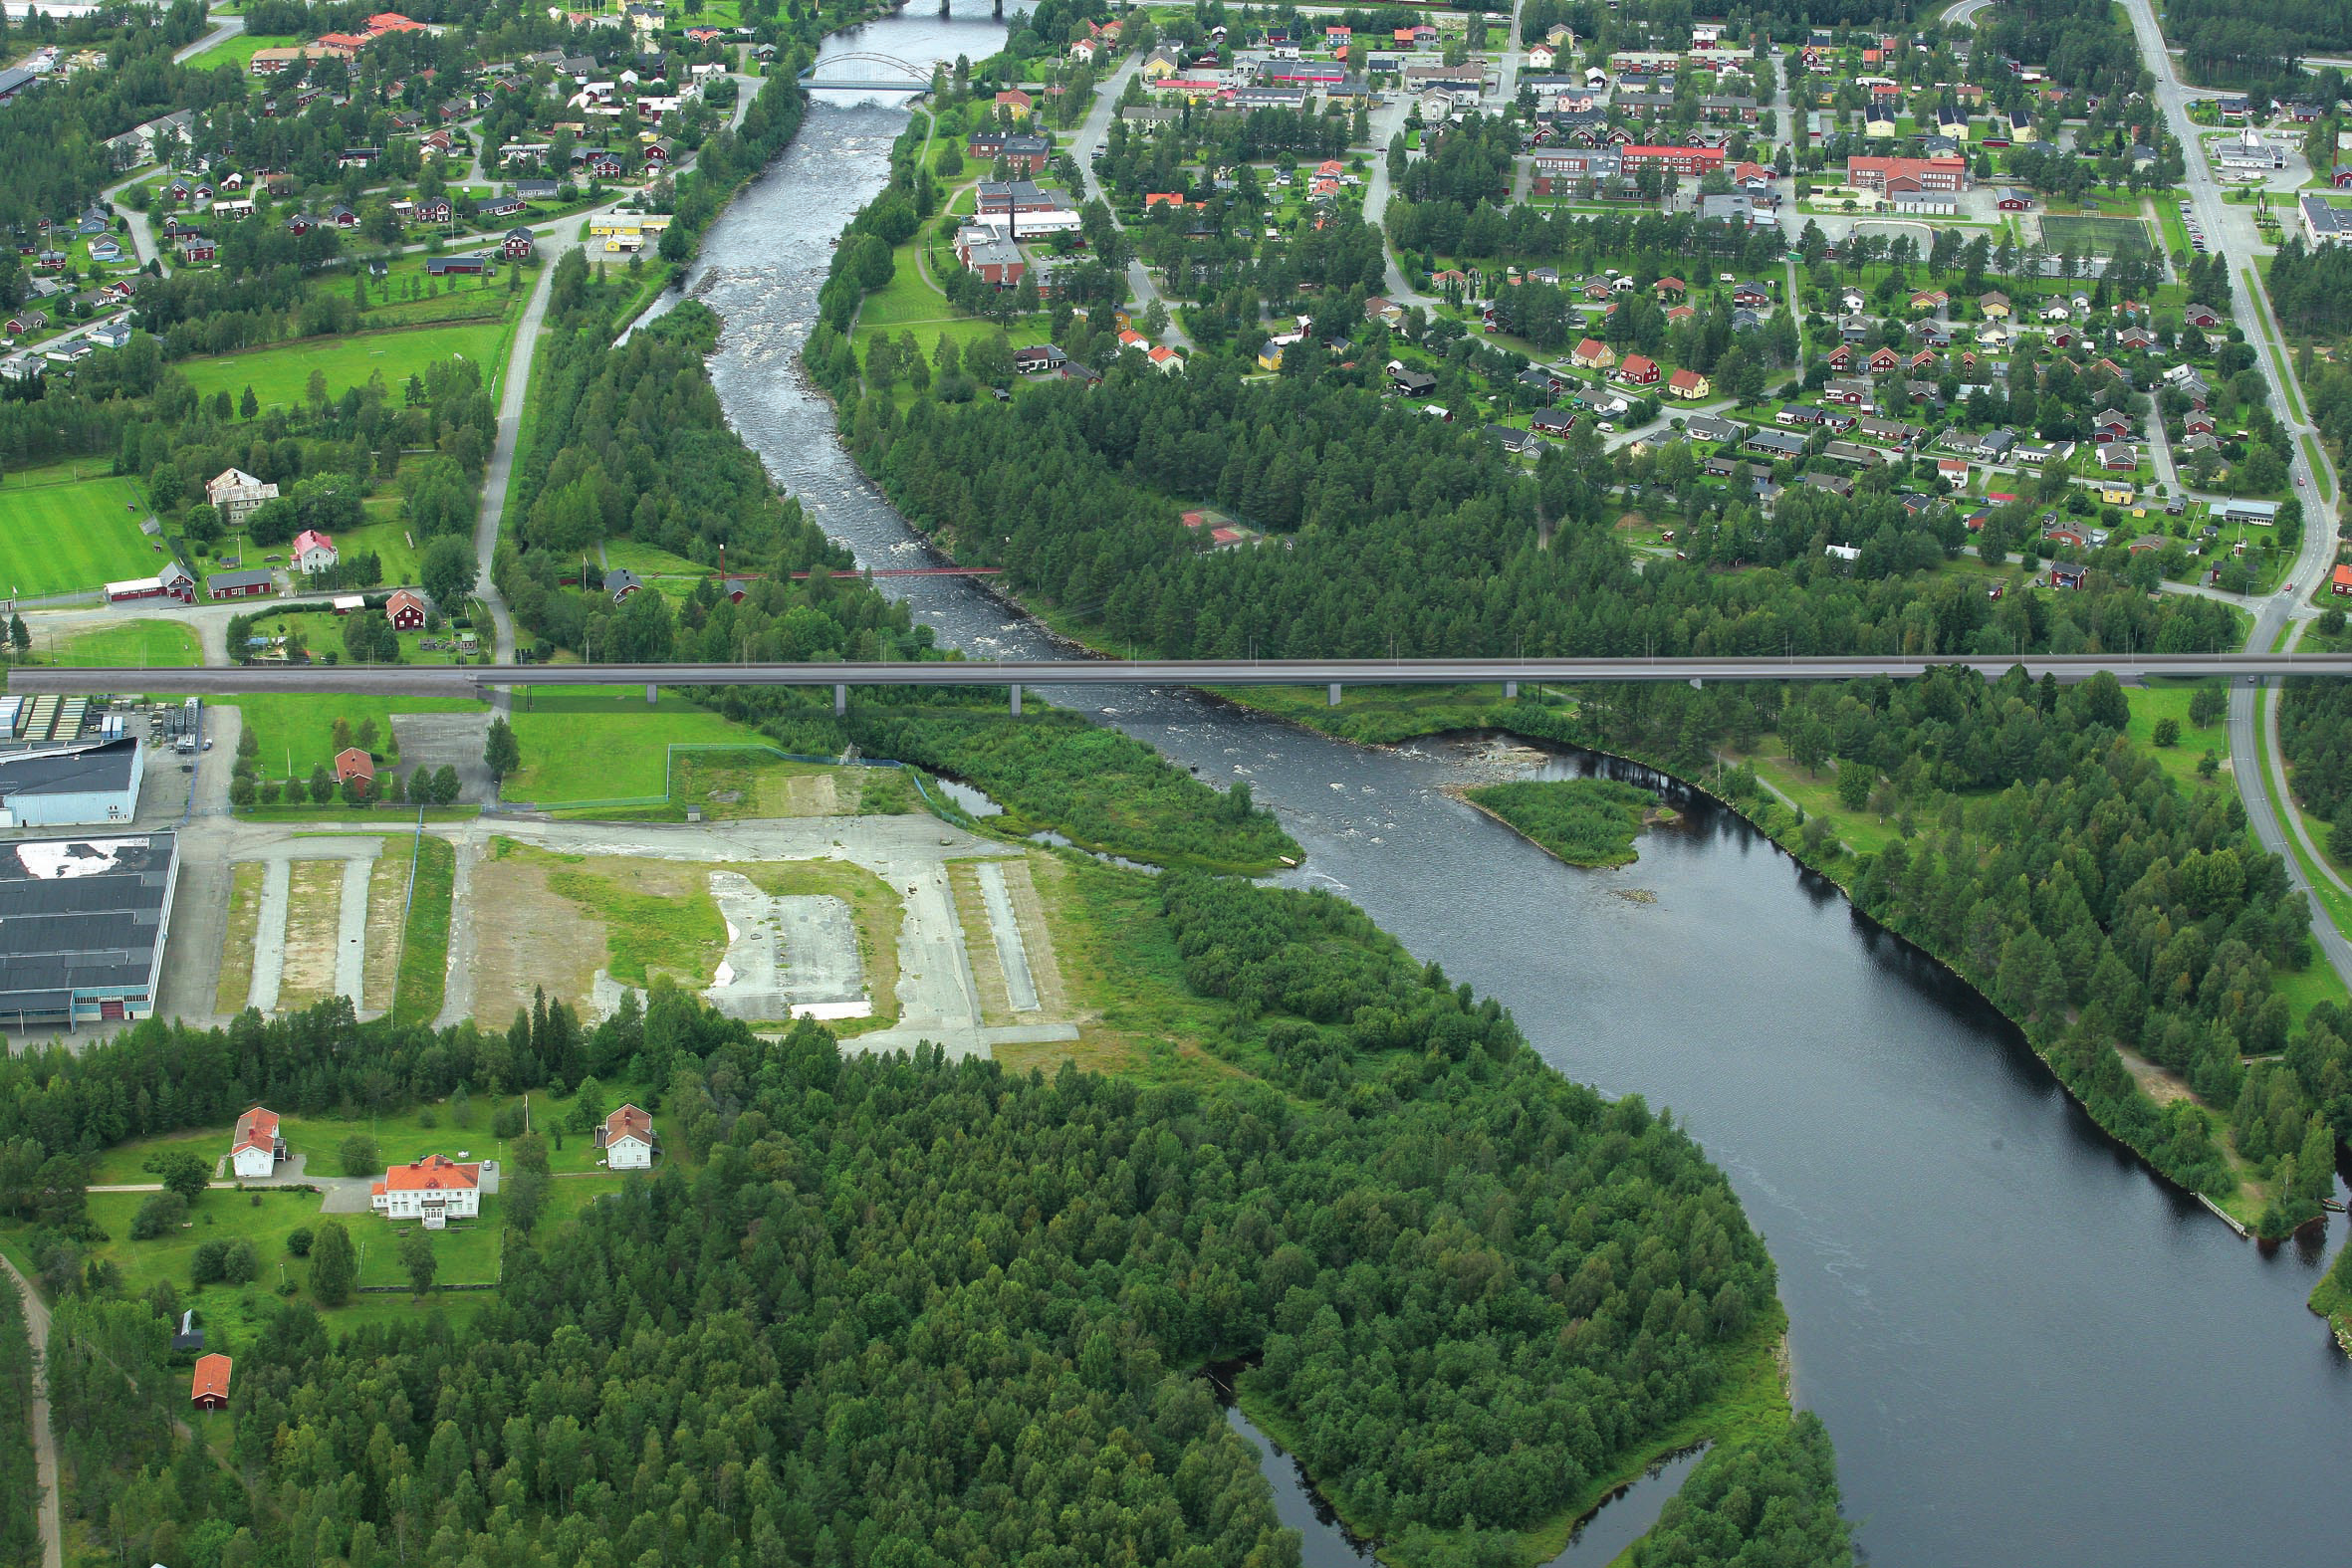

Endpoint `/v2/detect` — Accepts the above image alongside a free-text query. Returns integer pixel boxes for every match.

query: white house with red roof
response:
[291,530,339,573]
[597,1103,657,1170]
[371,1153,482,1227]
[230,1105,283,1180]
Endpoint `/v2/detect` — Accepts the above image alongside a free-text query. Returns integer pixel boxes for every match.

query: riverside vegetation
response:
[1462,779,1662,868]
[0,848,1850,1568]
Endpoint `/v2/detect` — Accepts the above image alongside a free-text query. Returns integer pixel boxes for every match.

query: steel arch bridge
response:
[799,52,935,88]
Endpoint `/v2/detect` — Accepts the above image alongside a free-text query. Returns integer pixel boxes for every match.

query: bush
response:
[128,1191,189,1239]
[2153,717,2181,748]
[218,1237,260,1285]
[339,1133,378,1177]
[286,1228,314,1257]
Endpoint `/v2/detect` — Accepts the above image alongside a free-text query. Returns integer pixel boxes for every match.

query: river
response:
[681,9,2352,1563]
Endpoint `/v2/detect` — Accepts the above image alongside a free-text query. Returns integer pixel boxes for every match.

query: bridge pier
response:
[645,683,658,705]
[1504,680,1519,699]
[1327,682,1342,707]
[1010,682,1022,717]
[833,682,846,716]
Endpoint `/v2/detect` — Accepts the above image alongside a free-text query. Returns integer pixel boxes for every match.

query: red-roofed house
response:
[995,89,1034,120]
[1571,337,1615,369]
[2333,563,2352,596]
[598,1104,658,1169]
[291,529,338,573]
[386,588,428,630]
[336,748,375,789]
[1619,353,1660,384]
[191,1354,232,1410]
[1666,367,1709,399]
[230,1106,283,1180]
[371,1154,482,1227]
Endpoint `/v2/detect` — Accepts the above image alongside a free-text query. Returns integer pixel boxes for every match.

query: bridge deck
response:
[8,654,2348,699]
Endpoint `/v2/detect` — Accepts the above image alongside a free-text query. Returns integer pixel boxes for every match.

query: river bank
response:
[669,16,2352,1559]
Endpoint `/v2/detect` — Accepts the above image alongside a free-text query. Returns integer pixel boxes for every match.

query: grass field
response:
[174,320,519,412]
[226,692,484,780]
[2037,213,2152,258]
[392,834,456,1024]
[0,469,163,597]
[46,619,203,666]
[178,30,297,70]
[338,514,425,586]
[505,688,780,803]
[2123,678,2230,794]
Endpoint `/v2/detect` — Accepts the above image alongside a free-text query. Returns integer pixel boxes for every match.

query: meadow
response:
[505,687,782,802]
[224,691,484,777]
[174,320,517,411]
[0,467,163,597]
[49,619,203,666]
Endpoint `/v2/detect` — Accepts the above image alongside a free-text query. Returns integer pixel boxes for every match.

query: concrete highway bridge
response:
[12,654,2351,714]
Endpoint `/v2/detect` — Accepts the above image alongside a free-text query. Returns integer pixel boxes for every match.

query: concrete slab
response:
[333,856,370,1004]
[703,872,867,1020]
[390,713,495,801]
[247,857,292,1012]
[840,1021,1080,1062]
[975,860,1039,1011]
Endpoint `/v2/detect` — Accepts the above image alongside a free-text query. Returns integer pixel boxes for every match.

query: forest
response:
[0,1275,33,1568]
[1541,668,2349,1235]
[1978,0,2148,101]
[2,869,1850,1568]
[2279,676,2352,854]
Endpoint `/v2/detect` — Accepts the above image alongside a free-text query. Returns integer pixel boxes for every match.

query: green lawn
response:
[46,619,203,667]
[225,692,484,779]
[178,30,298,70]
[2123,679,2229,794]
[391,832,455,1025]
[505,688,782,803]
[338,514,424,586]
[0,468,164,597]
[175,321,519,412]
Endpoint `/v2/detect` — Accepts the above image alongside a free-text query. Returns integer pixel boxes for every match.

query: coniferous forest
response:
[0,870,1851,1568]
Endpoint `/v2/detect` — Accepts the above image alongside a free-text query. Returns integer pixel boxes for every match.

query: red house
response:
[385,588,427,629]
[191,1354,232,1411]
[1867,346,1899,373]
[2332,563,2352,596]
[1618,353,1660,384]
[335,747,375,788]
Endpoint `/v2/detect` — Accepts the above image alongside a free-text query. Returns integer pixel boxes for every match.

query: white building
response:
[371,1154,482,1228]
[205,466,279,525]
[230,1105,282,1179]
[598,1103,657,1169]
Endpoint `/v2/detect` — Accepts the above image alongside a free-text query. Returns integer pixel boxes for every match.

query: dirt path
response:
[0,1250,61,1568]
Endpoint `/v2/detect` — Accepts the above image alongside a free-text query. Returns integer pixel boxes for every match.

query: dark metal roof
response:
[0,737,138,801]
[0,832,175,1007]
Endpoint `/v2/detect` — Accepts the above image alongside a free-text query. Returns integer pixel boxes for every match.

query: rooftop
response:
[0,832,175,1013]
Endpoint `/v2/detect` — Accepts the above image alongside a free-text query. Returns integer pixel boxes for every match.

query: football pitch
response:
[2038,214,2152,259]
[0,469,164,598]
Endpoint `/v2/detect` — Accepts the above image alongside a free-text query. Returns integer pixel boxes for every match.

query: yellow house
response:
[1142,53,1178,81]
[1257,343,1286,372]
[1979,292,2010,320]
[1570,336,1616,370]
[1667,367,1710,399]
[2099,484,2135,506]
[995,89,1033,120]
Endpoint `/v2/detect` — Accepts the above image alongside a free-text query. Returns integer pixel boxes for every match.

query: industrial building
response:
[0,737,144,827]
[0,832,178,1028]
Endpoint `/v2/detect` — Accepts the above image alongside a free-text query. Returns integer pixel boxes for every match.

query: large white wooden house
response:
[371,1153,482,1228]
[230,1105,283,1180]
[598,1103,656,1170]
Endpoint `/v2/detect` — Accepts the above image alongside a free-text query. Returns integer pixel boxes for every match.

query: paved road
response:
[2121,0,2352,986]
[1068,51,1191,348]
[24,652,2352,698]
[1361,89,1439,310]
[0,1250,60,1568]
[171,11,241,66]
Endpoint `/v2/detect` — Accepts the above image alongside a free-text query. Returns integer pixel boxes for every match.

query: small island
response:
[1463,778,1668,867]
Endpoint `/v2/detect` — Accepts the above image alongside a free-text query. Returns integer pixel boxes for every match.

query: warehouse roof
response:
[0,832,176,1011]
[0,738,139,803]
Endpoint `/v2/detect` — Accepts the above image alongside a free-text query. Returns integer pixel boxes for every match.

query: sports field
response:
[0,468,163,597]
[2038,214,2152,258]
[174,320,517,411]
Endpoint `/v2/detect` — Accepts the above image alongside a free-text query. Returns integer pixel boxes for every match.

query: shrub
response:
[286,1228,314,1257]
[339,1133,379,1177]
[128,1191,188,1240]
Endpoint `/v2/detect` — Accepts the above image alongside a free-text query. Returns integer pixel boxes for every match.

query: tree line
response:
[5,862,1849,1568]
